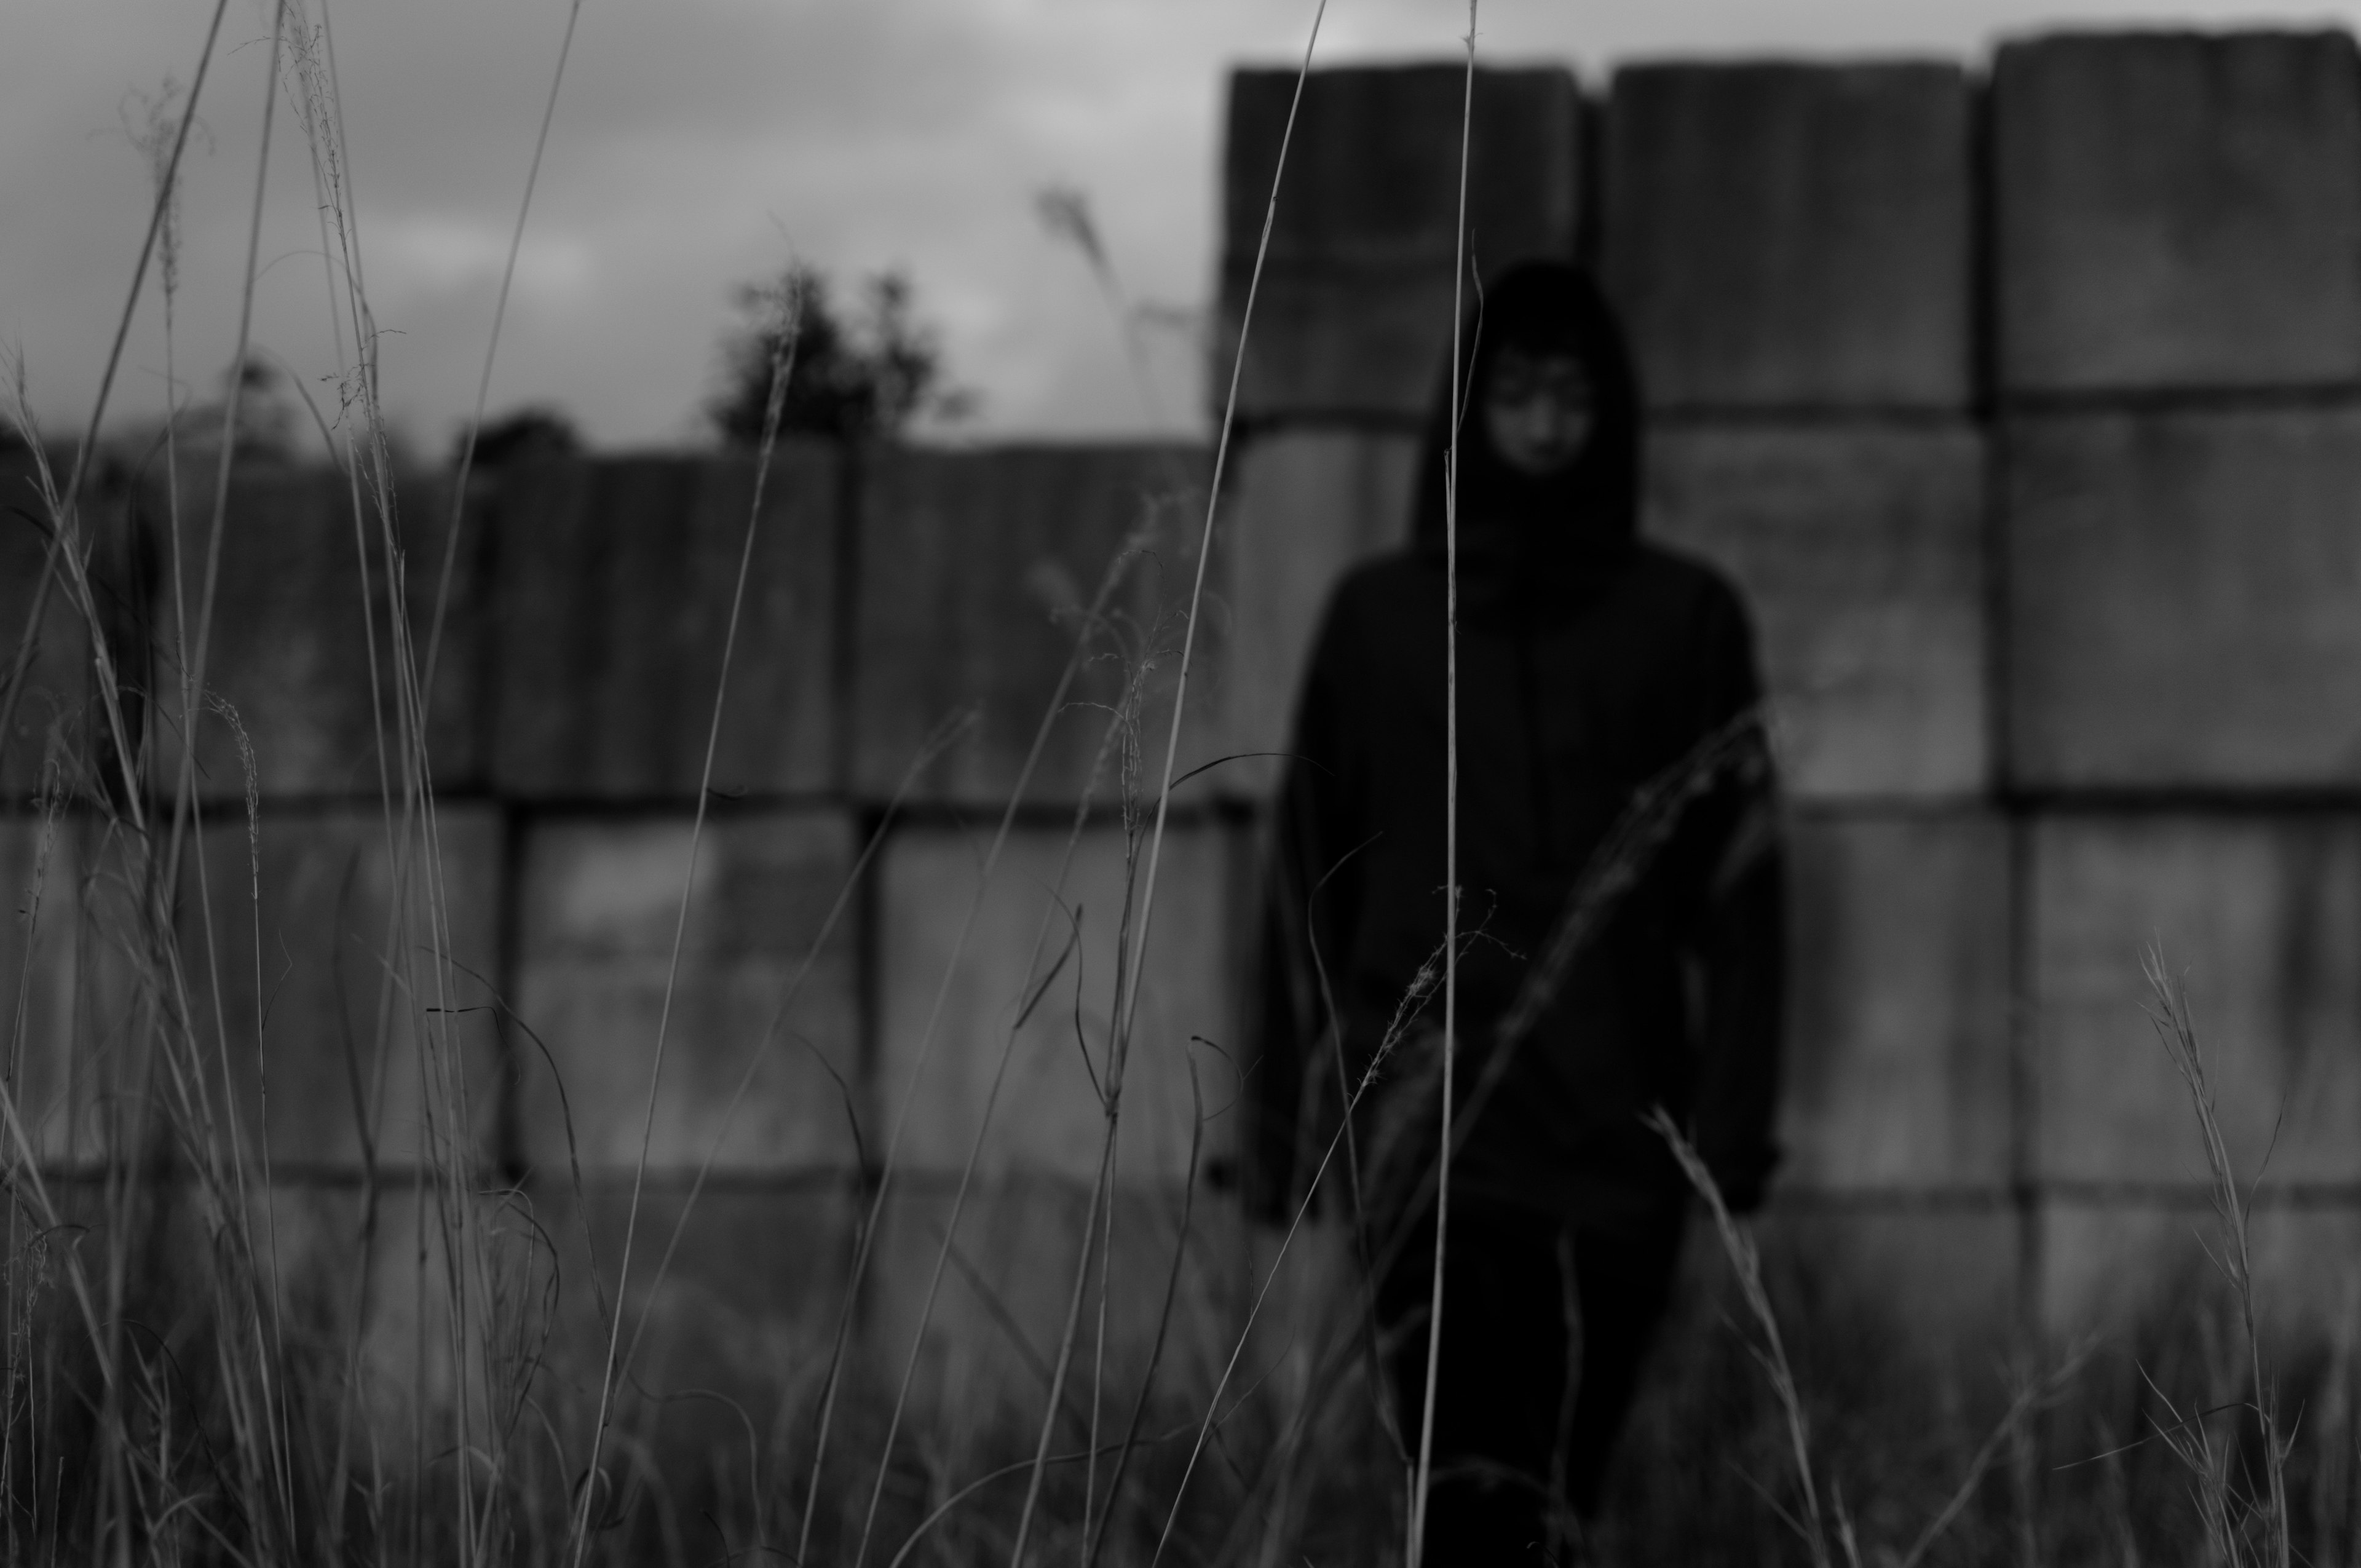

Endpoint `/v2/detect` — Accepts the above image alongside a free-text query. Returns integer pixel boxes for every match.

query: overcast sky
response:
[7,0,2354,456]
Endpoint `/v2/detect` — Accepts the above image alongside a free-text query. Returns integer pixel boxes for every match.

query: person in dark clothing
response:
[1251,261,1785,1563]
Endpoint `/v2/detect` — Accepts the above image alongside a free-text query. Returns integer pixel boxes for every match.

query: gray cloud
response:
[6,0,2347,452]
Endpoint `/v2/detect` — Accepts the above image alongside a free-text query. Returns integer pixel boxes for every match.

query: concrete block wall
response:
[1217,35,2361,1340]
[1991,30,2361,1338]
[1,432,1240,1380]
[8,27,2359,1372]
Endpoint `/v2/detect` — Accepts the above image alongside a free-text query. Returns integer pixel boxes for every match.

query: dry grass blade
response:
[423,0,588,700]
[848,518,1149,1568]
[1408,12,1477,1565]
[1145,930,1453,1568]
[2143,946,2293,1568]
[1649,1107,1832,1568]
[569,269,809,1566]
[1894,1350,2088,1568]
[1008,2,1333,1564]
[0,0,233,777]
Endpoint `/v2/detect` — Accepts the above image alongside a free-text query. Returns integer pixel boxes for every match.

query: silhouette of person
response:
[1251,260,1785,1564]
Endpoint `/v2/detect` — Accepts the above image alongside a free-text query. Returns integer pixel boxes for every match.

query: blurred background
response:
[10,3,2361,1562]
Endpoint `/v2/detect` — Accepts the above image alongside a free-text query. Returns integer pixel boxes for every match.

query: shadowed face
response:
[1481,344,1593,477]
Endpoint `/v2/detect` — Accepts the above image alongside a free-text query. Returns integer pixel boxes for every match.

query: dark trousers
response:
[1377,1202,1685,1567]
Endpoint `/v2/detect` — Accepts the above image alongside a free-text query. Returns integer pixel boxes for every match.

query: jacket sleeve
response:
[1683,585,1786,1215]
[1247,586,1368,1224]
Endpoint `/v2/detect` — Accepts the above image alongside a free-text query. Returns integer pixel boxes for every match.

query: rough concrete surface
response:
[2006,406,2361,788]
[1646,422,1988,801]
[2033,812,2361,1186]
[1994,30,2361,394]
[872,821,1249,1186]
[1605,61,1974,411]
[512,808,862,1174]
[491,449,839,802]
[1216,427,1421,799]
[1217,65,1581,422]
[852,443,1216,808]
[1779,812,2012,1193]
[150,466,486,801]
[172,804,505,1170]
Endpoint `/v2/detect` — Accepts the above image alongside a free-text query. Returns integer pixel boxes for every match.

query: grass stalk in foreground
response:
[1409,10,1476,1564]
[2143,949,2294,1568]
[848,540,1150,1568]
[569,272,807,1567]
[0,0,232,781]
[1651,1107,1833,1568]
[1003,6,1335,1566]
[422,0,587,705]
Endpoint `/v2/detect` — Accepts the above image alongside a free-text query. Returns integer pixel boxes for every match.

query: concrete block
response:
[1217,65,1582,423]
[872,821,1249,1186]
[1603,63,1973,411]
[528,1181,855,1381]
[2006,407,2361,788]
[1750,1205,2020,1358]
[0,455,108,802]
[489,449,838,802]
[174,804,505,1170]
[151,465,486,800]
[0,815,82,1160]
[1216,429,1420,799]
[1779,813,2012,1192]
[267,1184,567,1427]
[2040,1198,2361,1339]
[850,444,1217,808]
[512,809,861,1175]
[864,1180,1256,1428]
[1645,424,1988,800]
[0,815,149,1163]
[2033,814,2361,1186]
[1993,31,2361,394]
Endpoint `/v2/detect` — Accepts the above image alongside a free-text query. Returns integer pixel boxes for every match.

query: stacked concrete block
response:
[0,815,150,1163]
[1754,1209,2021,1355]
[1991,30,2361,1336]
[1993,31,2361,395]
[0,815,81,1159]
[851,444,1214,808]
[1646,426,1988,801]
[1778,815,2012,1194]
[2006,407,2361,789]
[2041,1203,2361,1338]
[872,821,1248,1186]
[1215,429,1421,798]
[531,1181,855,1388]
[1604,63,1975,412]
[866,1186,1276,1446]
[2032,814,2361,1190]
[511,809,861,1176]
[1217,65,1581,424]
[491,449,839,802]
[0,456,108,802]
[1588,58,2012,1345]
[149,467,487,801]
[172,804,505,1171]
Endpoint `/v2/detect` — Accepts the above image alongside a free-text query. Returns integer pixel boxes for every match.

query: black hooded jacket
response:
[1251,263,1785,1230]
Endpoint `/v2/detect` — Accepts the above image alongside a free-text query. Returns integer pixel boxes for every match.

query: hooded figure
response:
[1251,261,1784,1558]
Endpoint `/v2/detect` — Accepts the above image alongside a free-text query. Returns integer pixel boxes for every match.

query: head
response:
[1481,343,1595,477]
[1412,261,1642,603]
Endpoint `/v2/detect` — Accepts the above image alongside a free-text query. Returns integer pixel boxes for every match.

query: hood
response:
[1409,259,1642,612]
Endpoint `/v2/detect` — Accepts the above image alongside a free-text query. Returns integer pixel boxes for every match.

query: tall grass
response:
[8,4,2361,1567]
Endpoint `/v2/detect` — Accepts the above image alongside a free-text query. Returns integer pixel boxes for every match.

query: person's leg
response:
[1560,1216,1687,1519]
[1380,1206,1568,1567]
